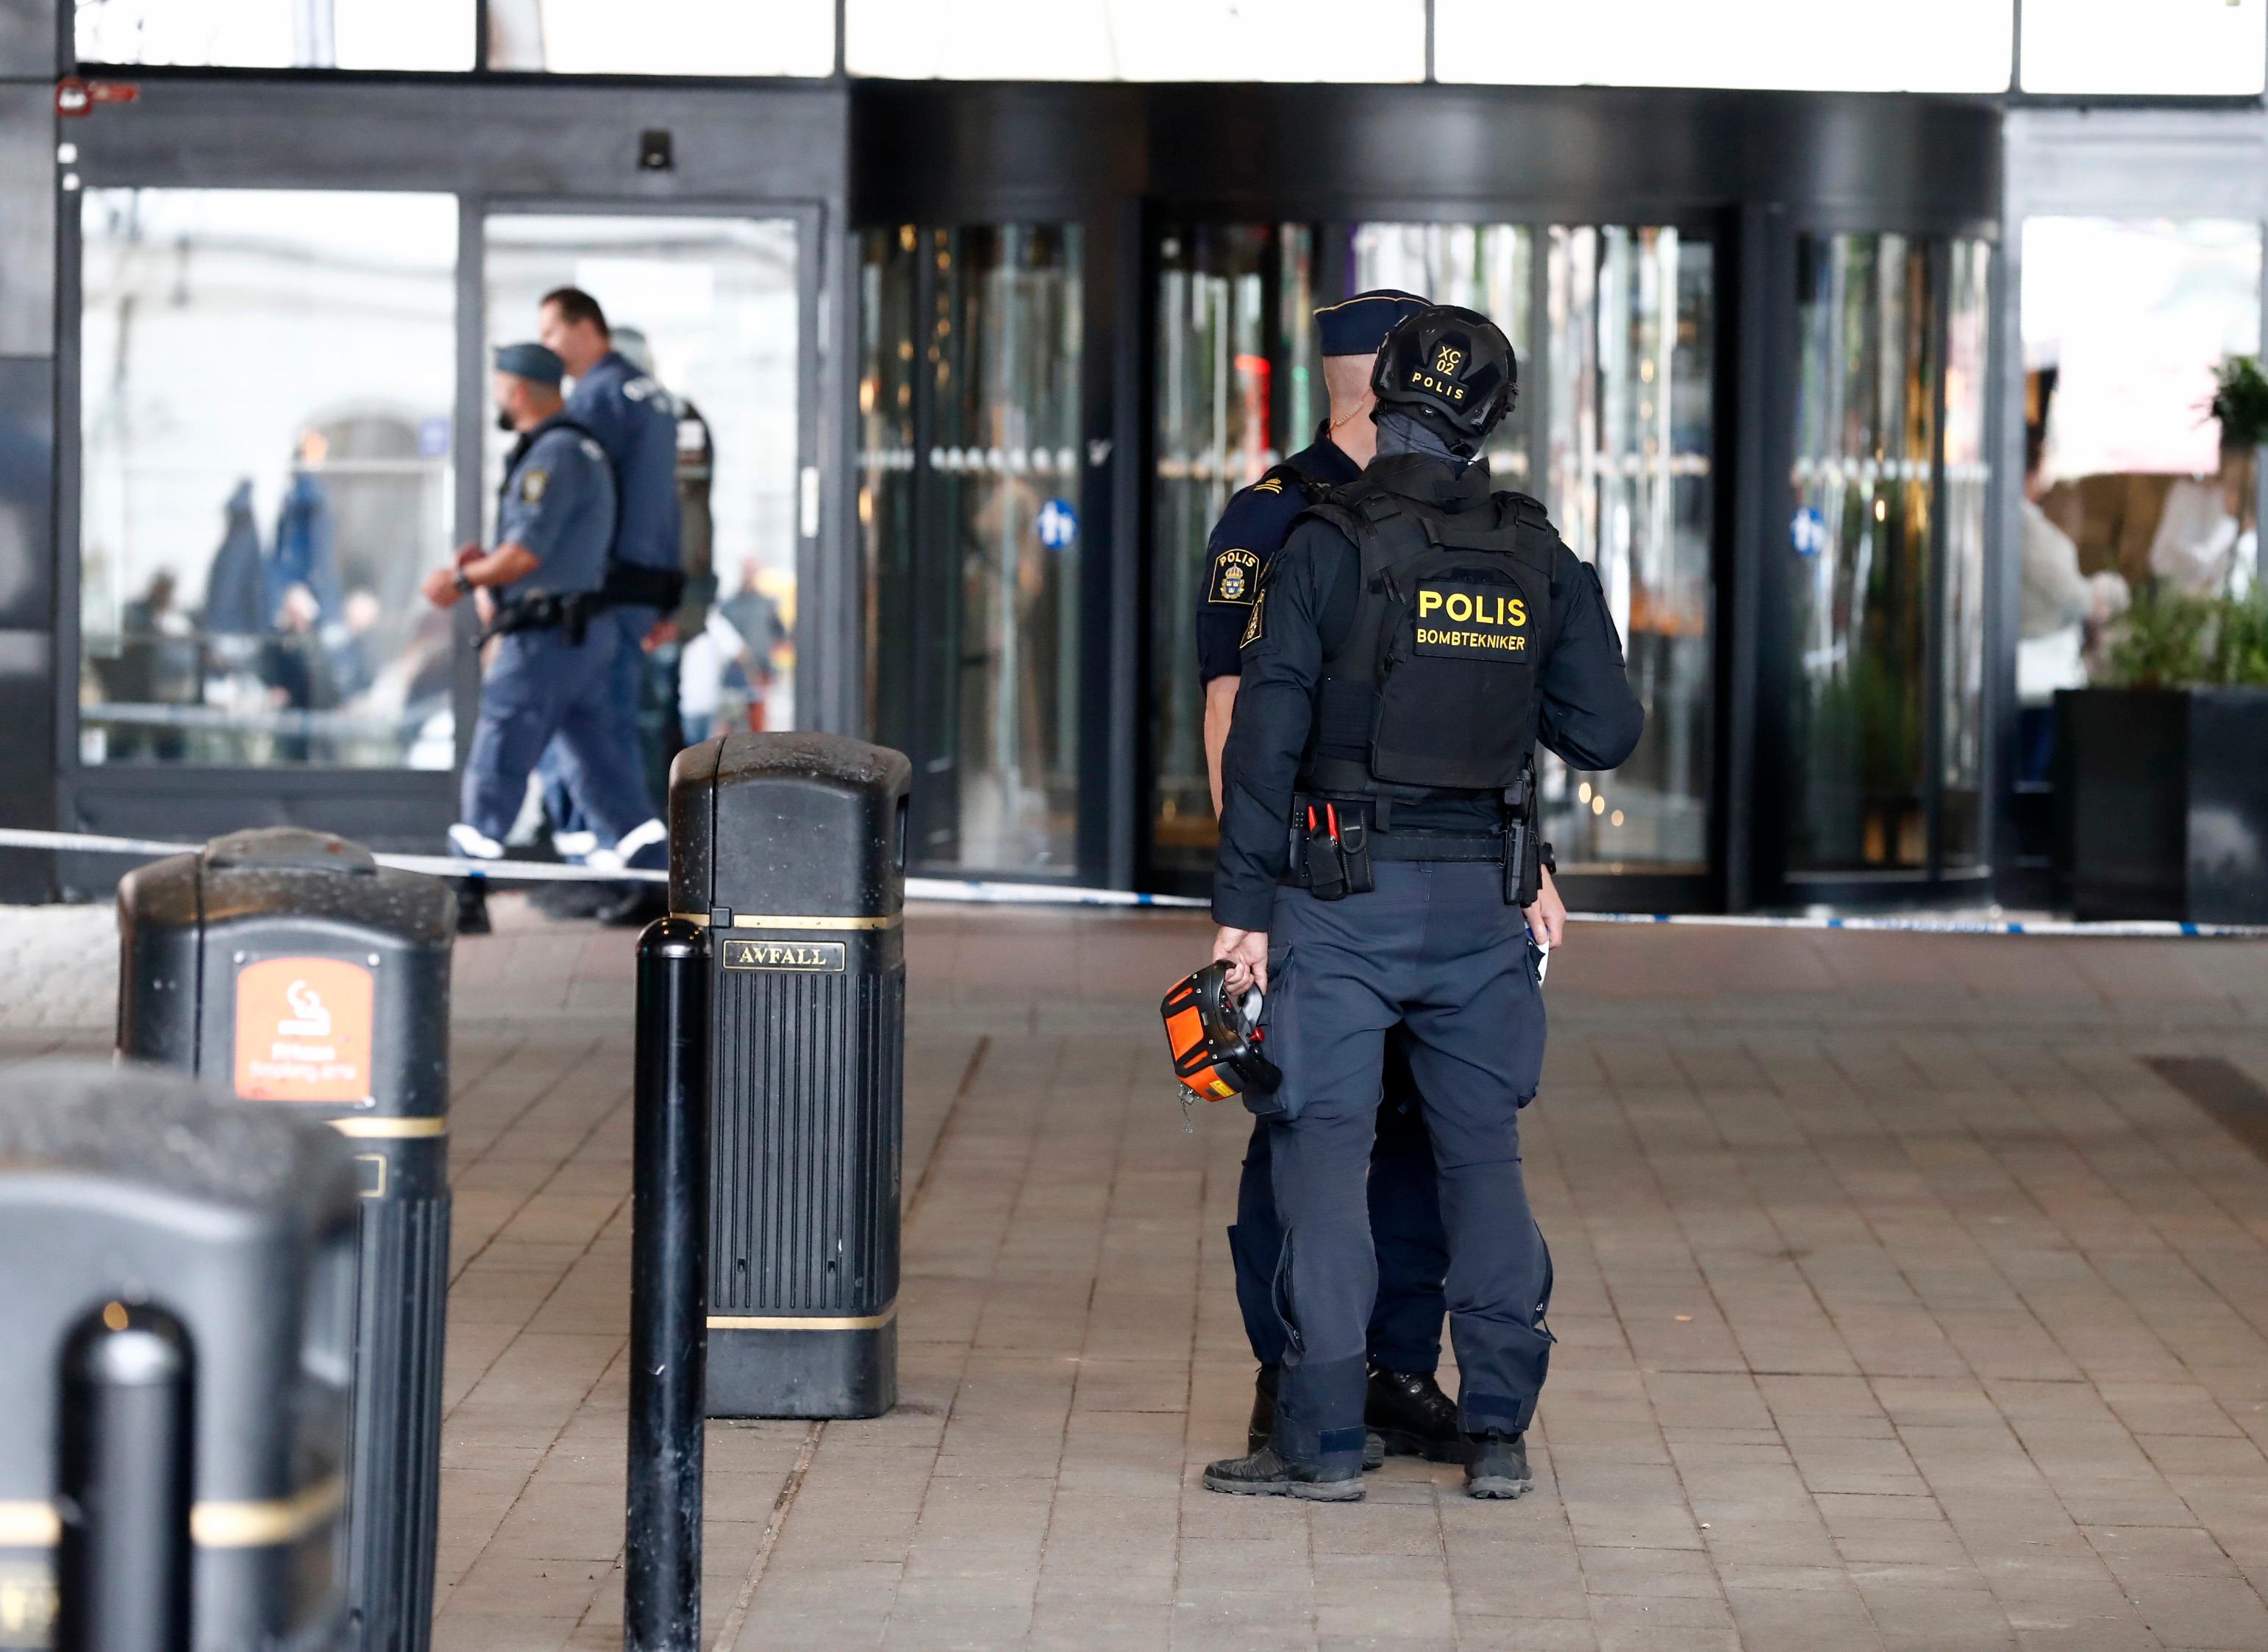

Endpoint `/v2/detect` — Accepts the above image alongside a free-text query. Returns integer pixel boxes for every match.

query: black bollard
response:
[57,1302,193,1652]
[625,916,710,1652]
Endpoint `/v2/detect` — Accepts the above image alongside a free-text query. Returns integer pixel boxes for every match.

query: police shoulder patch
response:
[1252,477,1284,494]
[519,467,549,504]
[1208,546,1261,607]
[1240,584,1268,649]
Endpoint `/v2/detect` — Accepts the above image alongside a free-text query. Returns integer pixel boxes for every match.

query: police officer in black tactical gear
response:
[1198,290,1569,1472]
[1202,305,1643,1502]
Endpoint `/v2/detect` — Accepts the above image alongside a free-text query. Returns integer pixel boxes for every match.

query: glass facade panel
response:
[847,0,1424,81]
[485,0,833,75]
[1434,0,2011,93]
[1149,224,1316,880]
[78,189,457,767]
[1349,224,1531,483]
[861,226,1085,874]
[1941,239,1991,865]
[1787,233,1940,872]
[76,0,474,70]
[1544,227,1714,872]
[2022,0,2267,96]
[485,216,803,741]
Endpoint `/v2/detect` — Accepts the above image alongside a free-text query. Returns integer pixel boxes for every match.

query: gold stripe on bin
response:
[671,911,901,933]
[328,1117,447,1139]
[0,1502,58,1547]
[190,1474,346,1549]
[708,1303,897,1332]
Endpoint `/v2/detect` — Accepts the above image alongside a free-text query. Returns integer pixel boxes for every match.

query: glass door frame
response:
[50,74,845,880]
[1133,201,1739,915]
[1750,203,2005,908]
[864,208,1127,889]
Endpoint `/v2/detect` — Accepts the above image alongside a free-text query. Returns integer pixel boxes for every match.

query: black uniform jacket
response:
[1211,452,1646,930]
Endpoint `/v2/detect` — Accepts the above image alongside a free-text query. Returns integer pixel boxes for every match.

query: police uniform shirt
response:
[1195,426,1361,685]
[1211,458,1645,930]
[565,349,684,575]
[498,418,616,597]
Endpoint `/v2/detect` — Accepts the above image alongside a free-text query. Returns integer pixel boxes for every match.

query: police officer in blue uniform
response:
[1199,290,1566,1469]
[1202,306,1642,1501]
[424,344,661,930]
[535,287,683,875]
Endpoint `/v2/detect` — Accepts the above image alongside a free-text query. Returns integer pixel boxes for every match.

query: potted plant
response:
[2058,586,2268,922]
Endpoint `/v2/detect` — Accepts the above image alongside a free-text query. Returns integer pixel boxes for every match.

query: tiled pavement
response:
[8,899,2268,1650]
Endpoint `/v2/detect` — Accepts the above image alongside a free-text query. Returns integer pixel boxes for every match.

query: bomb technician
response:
[1202,305,1643,1502]
[1198,289,1569,1470]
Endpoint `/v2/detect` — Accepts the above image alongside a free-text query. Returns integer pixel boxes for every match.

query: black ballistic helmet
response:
[1370,304,1517,453]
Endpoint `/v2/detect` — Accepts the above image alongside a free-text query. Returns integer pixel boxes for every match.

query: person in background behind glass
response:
[270,430,343,625]
[2019,424,2128,783]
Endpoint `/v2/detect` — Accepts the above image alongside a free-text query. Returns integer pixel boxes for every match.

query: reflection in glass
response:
[78,189,457,766]
[860,227,921,777]
[938,227,1084,869]
[75,0,473,69]
[1941,240,1991,865]
[485,0,833,75]
[1433,0,2011,93]
[485,216,802,735]
[846,0,1424,82]
[1544,227,1714,870]
[1349,224,1532,482]
[861,227,1084,872]
[2021,0,2267,96]
[1149,224,1316,879]
[1789,234,1939,872]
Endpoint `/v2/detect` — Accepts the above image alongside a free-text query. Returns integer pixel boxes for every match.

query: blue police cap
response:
[1314,289,1430,357]
[493,341,565,385]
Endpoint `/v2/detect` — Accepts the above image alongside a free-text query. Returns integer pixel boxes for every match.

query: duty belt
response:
[478,590,597,647]
[1284,779,1540,906]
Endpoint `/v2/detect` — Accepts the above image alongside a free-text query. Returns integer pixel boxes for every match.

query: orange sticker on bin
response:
[233,956,374,1103]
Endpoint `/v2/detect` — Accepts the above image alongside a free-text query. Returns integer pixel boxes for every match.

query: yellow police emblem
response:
[1208,547,1260,608]
[1241,585,1268,649]
[520,467,549,503]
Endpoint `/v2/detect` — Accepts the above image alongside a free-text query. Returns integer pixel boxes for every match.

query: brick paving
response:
[7,898,2268,1649]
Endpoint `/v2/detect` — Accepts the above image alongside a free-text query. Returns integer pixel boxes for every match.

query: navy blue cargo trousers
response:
[1229,1044,1448,1374]
[1260,860,1555,1473]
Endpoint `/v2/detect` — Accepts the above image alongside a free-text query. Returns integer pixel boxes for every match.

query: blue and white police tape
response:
[1,826,2264,931]
[0,826,1206,909]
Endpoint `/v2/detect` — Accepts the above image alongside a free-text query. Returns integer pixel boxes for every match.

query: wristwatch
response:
[454,569,475,597]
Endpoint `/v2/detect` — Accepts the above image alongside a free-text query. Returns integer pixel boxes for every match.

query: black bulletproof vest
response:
[1298,477,1558,802]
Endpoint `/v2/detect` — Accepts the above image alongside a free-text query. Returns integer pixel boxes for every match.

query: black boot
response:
[454,879,492,936]
[1366,1365,1466,1464]
[1252,1364,1386,1470]
[1202,1445,1363,1502]
[1247,1364,1278,1456]
[1464,1431,1533,1500]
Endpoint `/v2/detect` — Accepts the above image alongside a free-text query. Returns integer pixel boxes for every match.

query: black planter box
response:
[2058,686,2268,924]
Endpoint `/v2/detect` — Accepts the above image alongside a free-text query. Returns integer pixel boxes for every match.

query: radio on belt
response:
[116,827,454,1652]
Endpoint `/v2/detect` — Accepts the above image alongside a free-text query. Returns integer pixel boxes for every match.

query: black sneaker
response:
[1202,1446,1363,1502]
[1249,1365,1386,1470]
[1366,1366,1466,1464]
[1464,1432,1533,1500]
[454,880,492,936]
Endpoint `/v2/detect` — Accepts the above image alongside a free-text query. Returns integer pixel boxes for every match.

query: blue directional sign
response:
[1037,497,1078,550]
[1790,505,1828,557]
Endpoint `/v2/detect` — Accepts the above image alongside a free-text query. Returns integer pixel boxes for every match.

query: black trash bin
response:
[0,1061,360,1651]
[669,732,910,1418]
[116,827,454,1652]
